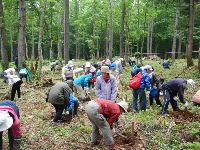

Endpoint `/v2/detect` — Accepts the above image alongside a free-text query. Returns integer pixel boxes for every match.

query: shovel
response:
[115,132,127,138]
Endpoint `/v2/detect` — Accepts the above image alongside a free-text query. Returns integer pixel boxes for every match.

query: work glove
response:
[111,128,115,134]
[13,136,21,150]
[146,91,150,95]
[173,96,178,101]
[66,111,70,115]
[183,102,188,107]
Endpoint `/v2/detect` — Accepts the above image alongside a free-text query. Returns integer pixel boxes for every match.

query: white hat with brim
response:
[144,65,153,70]
[0,111,13,132]
[68,61,74,67]
[85,62,91,68]
[117,101,128,113]
[90,66,96,73]
[101,66,110,73]
[187,79,195,88]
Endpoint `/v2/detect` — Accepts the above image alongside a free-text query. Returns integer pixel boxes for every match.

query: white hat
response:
[144,65,153,70]
[90,66,96,73]
[68,61,74,67]
[117,101,128,113]
[187,79,195,87]
[85,62,91,68]
[119,58,124,61]
[0,111,13,132]
[101,66,110,73]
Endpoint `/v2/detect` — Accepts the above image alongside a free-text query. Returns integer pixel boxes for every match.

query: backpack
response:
[128,73,142,90]
[109,62,116,70]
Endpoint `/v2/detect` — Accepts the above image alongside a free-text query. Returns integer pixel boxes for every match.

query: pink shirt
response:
[0,106,22,137]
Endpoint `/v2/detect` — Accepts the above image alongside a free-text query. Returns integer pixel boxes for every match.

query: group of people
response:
[46,56,127,149]
[0,56,198,150]
[130,64,196,115]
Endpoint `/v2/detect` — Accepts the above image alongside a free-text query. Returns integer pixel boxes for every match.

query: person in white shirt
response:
[2,74,22,101]
[61,61,74,81]
[50,62,58,72]
[102,55,111,66]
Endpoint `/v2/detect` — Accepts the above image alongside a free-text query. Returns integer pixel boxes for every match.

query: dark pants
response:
[65,77,73,81]
[11,80,22,101]
[88,82,94,88]
[52,104,65,122]
[161,88,179,114]
[19,73,28,83]
[149,90,162,107]
[128,60,135,66]
[0,100,20,150]
[73,100,80,116]
[51,67,56,72]
[132,88,147,111]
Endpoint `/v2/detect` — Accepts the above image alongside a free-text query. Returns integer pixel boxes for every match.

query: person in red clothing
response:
[85,62,96,94]
[85,99,128,149]
[0,100,22,150]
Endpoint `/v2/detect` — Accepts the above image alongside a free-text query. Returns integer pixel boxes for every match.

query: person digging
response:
[85,99,128,149]
[160,78,195,115]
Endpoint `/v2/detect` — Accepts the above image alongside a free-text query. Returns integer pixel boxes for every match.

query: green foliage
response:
[167,58,174,66]
[180,54,186,59]
[134,52,141,59]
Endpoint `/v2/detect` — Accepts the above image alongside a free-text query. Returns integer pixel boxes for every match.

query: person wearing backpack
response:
[132,68,151,111]
[111,58,123,88]
[61,61,74,81]
[145,65,162,107]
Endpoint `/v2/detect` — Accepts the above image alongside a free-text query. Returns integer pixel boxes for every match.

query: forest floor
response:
[1,59,200,150]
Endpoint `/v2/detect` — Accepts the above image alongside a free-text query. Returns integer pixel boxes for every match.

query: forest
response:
[0,0,200,149]
[0,0,200,71]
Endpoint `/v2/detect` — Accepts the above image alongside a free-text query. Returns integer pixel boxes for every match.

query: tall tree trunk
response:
[120,0,125,59]
[91,0,96,63]
[64,0,70,64]
[198,47,200,73]
[109,0,114,61]
[38,0,47,77]
[105,19,108,56]
[172,7,179,60]
[31,19,35,60]
[75,0,79,59]
[0,0,8,70]
[147,21,150,55]
[25,37,28,59]
[57,2,62,68]
[187,0,194,67]
[178,30,182,58]
[10,24,13,62]
[149,0,154,55]
[17,0,26,69]
[49,2,53,62]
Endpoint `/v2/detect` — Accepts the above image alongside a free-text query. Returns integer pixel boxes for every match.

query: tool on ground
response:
[115,132,127,138]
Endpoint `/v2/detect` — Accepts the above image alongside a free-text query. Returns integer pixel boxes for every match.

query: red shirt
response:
[95,99,121,129]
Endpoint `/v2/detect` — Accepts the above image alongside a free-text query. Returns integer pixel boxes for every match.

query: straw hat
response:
[0,111,13,132]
